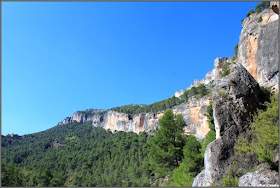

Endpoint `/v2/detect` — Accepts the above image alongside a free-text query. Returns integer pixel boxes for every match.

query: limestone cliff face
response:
[58,109,105,125]
[238,9,279,92]
[58,97,211,139]
[91,111,164,134]
[172,96,211,140]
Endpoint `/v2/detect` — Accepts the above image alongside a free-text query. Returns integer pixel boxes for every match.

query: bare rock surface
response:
[239,166,279,187]
[238,9,279,92]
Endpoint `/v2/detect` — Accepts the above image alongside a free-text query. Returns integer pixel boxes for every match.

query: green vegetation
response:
[255,1,270,14]
[234,92,279,176]
[251,94,279,168]
[232,44,238,61]
[173,135,203,186]
[109,84,209,117]
[2,121,151,186]
[147,109,186,178]
[258,16,263,22]
[246,2,270,18]
[217,90,227,98]
[247,8,255,17]
[201,130,216,157]
[201,102,216,156]
[206,101,215,131]
[2,109,208,187]
[221,167,239,187]
[220,62,231,78]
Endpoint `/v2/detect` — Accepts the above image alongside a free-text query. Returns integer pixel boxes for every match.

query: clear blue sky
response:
[2,1,260,135]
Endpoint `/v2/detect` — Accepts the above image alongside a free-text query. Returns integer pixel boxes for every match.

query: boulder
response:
[239,166,279,187]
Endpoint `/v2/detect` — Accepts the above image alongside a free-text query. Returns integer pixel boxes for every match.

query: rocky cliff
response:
[59,96,211,139]
[238,8,279,92]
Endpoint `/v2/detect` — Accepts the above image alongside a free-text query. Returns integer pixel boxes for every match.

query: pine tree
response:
[148,109,186,177]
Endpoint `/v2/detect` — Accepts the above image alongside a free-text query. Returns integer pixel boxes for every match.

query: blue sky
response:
[2,1,260,135]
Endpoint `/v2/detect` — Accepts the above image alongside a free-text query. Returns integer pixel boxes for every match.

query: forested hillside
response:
[2,121,151,186]
[2,108,208,187]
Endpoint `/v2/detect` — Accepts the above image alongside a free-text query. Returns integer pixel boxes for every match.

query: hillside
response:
[1,2,279,187]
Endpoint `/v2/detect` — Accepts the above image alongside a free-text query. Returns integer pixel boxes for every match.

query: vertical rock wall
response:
[238,9,279,91]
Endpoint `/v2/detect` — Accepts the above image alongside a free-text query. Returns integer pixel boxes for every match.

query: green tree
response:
[173,135,203,186]
[1,162,24,186]
[148,109,186,177]
[251,94,279,169]
[201,130,216,156]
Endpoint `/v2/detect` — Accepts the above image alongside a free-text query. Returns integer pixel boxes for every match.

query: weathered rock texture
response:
[59,96,211,139]
[172,96,211,140]
[239,166,279,187]
[238,9,279,92]
[92,111,164,134]
[192,64,263,186]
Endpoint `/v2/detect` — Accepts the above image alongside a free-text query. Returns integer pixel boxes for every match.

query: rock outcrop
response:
[193,64,263,186]
[58,109,105,125]
[239,166,279,187]
[238,8,279,92]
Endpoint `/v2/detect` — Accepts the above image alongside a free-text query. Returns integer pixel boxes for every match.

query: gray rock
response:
[193,64,263,186]
[239,166,279,187]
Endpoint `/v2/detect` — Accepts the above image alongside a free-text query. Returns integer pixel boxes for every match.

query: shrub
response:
[247,9,255,17]
[251,94,279,168]
[235,94,279,170]
[234,44,238,57]
[218,90,227,98]
[258,16,263,22]
[173,135,203,186]
[205,101,215,131]
[256,1,270,13]
[221,62,231,77]
[201,130,216,156]
[221,176,239,187]
[221,167,240,187]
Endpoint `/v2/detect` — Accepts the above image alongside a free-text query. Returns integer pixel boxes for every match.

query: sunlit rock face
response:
[58,96,211,140]
[91,111,164,134]
[172,96,211,140]
[238,9,279,92]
